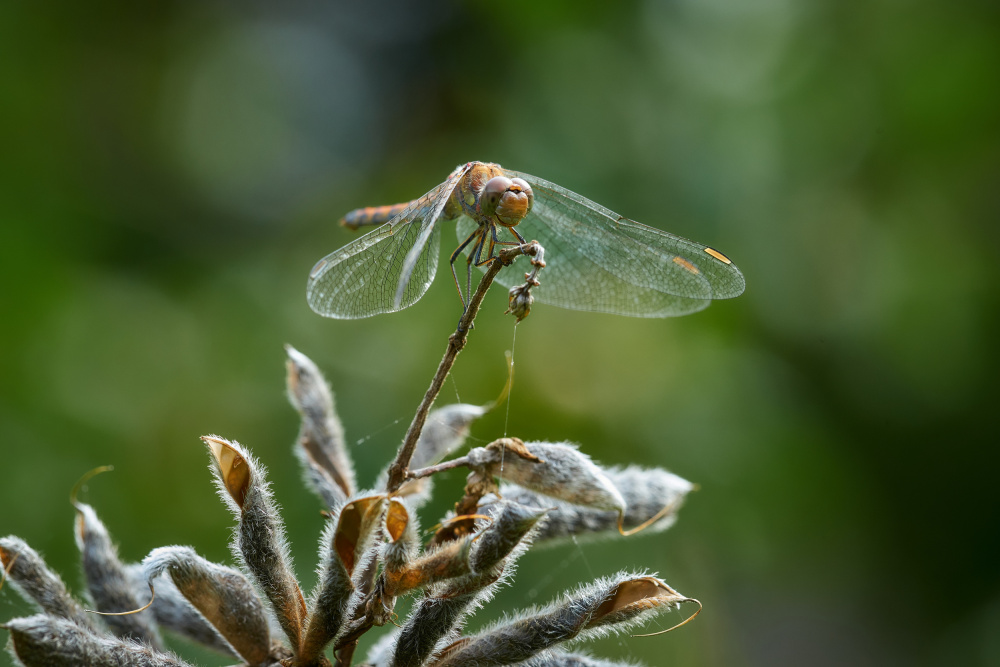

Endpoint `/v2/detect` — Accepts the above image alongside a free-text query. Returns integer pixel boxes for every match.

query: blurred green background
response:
[1,1,998,665]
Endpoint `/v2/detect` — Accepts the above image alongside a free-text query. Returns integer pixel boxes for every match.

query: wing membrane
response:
[307,174,462,319]
[461,171,743,317]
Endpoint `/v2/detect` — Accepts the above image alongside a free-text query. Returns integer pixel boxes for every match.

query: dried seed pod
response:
[0,537,95,630]
[390,502,544,667]
[300,493,385,662]
[382,535,474,599]
[202,435,307,652]
[492,441,625,513]
[73,502,163,648]
[124,564,236,657]
[494,466,693,545]
[470,501,548,573]
[516,650,640,666]
[432,572,691,666]
[4,614,193,667]
[285,345,355,508]
[143,547,270,666]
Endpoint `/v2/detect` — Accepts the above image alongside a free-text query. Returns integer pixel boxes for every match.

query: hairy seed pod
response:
[0,537,95,630]
[202,435,307,652]
[516,650,640,666]
[74,503,163,647]
[390,502,545,667]
[494,466,693,544]
[124,564,235,657]
[300,493,385,661]
[285,345,355,508]
[432,572,688,666]
[143,547,270,666]
[5,614,192,667]
[492,441,625,512]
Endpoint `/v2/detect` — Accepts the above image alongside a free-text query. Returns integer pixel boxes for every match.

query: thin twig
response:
[406,455,471,480]
[384,241,543,493]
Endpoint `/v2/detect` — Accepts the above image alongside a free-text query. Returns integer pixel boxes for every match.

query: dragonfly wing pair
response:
[454,171,745,318]
[307,166,745,319]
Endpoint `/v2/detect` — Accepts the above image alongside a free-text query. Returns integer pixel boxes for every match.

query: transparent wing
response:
[307,172,464,319]
[456,171,745,318]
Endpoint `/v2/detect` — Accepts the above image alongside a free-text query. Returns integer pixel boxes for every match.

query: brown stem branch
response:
[384,241,542,494]
[406,455,471,480]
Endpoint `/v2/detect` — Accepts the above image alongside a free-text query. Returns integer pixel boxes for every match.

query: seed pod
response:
[74,503,163,647]
[495,466,693,544]
[492,441,625,513]
[471,501,548,573]
[300,493,385,662]
[4,614,193,667]
[390,502,545,667]
[0,537,95,630]
[516,651,638,666]
[285,345,354,508]
[142,547,270,666]
[124,564,235,657]
[202,435,307,652]
[383,535,474,599]
[432,572,690,666]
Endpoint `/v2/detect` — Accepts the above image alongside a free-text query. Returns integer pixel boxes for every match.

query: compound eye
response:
[480,176,513,215]
[510,178,533,215]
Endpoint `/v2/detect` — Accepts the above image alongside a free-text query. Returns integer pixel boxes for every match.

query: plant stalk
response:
[384,241,542,494]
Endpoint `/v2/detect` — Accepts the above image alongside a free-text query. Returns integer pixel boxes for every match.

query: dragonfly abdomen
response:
[340,202,412,230]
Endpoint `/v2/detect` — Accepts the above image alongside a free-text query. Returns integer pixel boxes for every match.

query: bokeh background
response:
[2,1,998,665]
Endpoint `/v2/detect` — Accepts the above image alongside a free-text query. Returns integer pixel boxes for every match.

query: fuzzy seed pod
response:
[4,614,192,667]
[124,564,236,657]
[494,466,693,545]
[285,345,355,508]
[432,572,688,666]
[202,435,307,652]
[300,493,385,662]
[0,537,95,631]
[142,547,270,666]
[471,501,548,573]
[382,535,474,599]
[73,503,163,647]
[516,650,641,666]
[390,502,545,667]
[493,442,625,513]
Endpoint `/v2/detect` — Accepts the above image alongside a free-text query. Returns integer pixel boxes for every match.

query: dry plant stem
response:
[406,456,471,480]
[385,241,543,494]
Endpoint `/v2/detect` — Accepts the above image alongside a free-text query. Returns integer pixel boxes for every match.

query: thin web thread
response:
[500,323,518,474]
[354,417,403,446]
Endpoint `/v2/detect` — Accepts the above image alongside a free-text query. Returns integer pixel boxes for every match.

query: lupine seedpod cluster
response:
[1,345,698,666]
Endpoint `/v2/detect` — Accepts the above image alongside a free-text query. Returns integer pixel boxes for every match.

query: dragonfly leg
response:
[489,224,525,248]
[468,230,488,296]
[451,226,483,309]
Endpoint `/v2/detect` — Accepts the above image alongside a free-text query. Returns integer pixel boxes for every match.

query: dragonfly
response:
[307,161,744,319]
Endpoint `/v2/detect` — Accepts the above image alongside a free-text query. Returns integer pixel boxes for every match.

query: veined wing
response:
[471,171,744,317]
[307,170,465,319]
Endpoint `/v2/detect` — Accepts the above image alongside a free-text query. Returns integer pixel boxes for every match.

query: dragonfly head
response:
[479,176,533,227]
